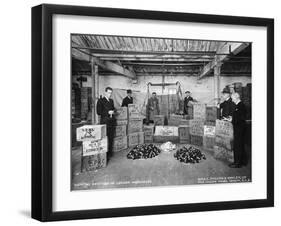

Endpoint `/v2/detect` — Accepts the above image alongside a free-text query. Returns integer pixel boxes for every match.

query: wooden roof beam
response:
[72,48,136,79]
[197,42,249,80]
[92,57,136,79]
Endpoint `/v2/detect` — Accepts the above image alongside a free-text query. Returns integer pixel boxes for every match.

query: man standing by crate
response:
[121,89,133,107]
[228,92,247,168]
[218,88,236,120]
[97,87,116,161]
[183,91,196,115]
[146,92,160,123]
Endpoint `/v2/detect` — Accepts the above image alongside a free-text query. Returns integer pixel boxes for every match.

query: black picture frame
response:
[32,4,274,222]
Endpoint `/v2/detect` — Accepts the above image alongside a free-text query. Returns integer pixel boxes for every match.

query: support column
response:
[91,57,99,124]
[214,59,222,106]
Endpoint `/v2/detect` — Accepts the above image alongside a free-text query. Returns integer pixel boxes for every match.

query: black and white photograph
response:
[71,34,252,191]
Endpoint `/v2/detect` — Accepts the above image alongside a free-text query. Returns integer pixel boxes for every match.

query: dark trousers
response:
[233,124,246,165]
[100,117,116,157]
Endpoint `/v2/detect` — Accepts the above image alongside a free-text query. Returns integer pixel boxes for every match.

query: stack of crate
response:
[214,119,234,163]
[178,125,190,144]
[113,107,128,152]
[189,119,204,146]
[76,125,108,171]
[203,125,216,149]
[143,124,154,143]
[127,104,144,147]
[203,106,218,149]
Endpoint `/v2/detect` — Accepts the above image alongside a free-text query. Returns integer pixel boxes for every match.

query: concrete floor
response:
[71,143,251,191]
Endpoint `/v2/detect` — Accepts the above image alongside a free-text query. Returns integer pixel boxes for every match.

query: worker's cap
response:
[185,90,191,94]
[152,92,156,95]
[127,89,132,94]
[222,88,230,94]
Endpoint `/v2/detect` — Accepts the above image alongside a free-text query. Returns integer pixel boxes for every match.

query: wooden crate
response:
[213,145,234,163]
[128,119,143,134]
[115,107,128,120]
[128,104,141,119]
[128,133,139,147]
[154,115,165,126]
[144,135,154,143]
[76,124,107,141]
[153,135,179,143]
[190,134,203,146]
[114,125,127,138]
[178,125,190,144]
[206,106,219,122]
[193,103,206,120]
[138,132,145,144]
[215,120,234,138]
[81,153,107,172]
[116,119,128,126]
[204,125,216,137]
[143,125,154,135]
[189,119,204,136]
[203,136,215,149]
[169,114,184,120]
[113,136,128,152]
[82,137,108,156]
[215,135,233,150]
[154,126,178,136]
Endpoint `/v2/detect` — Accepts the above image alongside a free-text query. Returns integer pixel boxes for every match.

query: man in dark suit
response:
[146,92,160,123]
[183,91,196,115]
[96,87,116,160]
[121,89,133,107]
[219,88,236,119]
[228,92,247,168]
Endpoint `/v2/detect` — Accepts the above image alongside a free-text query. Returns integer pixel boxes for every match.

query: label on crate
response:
[76,125,107,141]
[82,137,108,156]
[128,104,141,119]
[128,119,143,133]
[204,125,216,137]
[215,120,234,138]
[154,126,178,136]
[81,153,107,171]
[190,119,204,136]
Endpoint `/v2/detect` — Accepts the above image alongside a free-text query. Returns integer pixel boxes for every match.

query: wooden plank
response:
[198,42,249,79]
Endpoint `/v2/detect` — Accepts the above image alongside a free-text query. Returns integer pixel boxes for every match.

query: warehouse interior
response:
[71,34,252,190]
